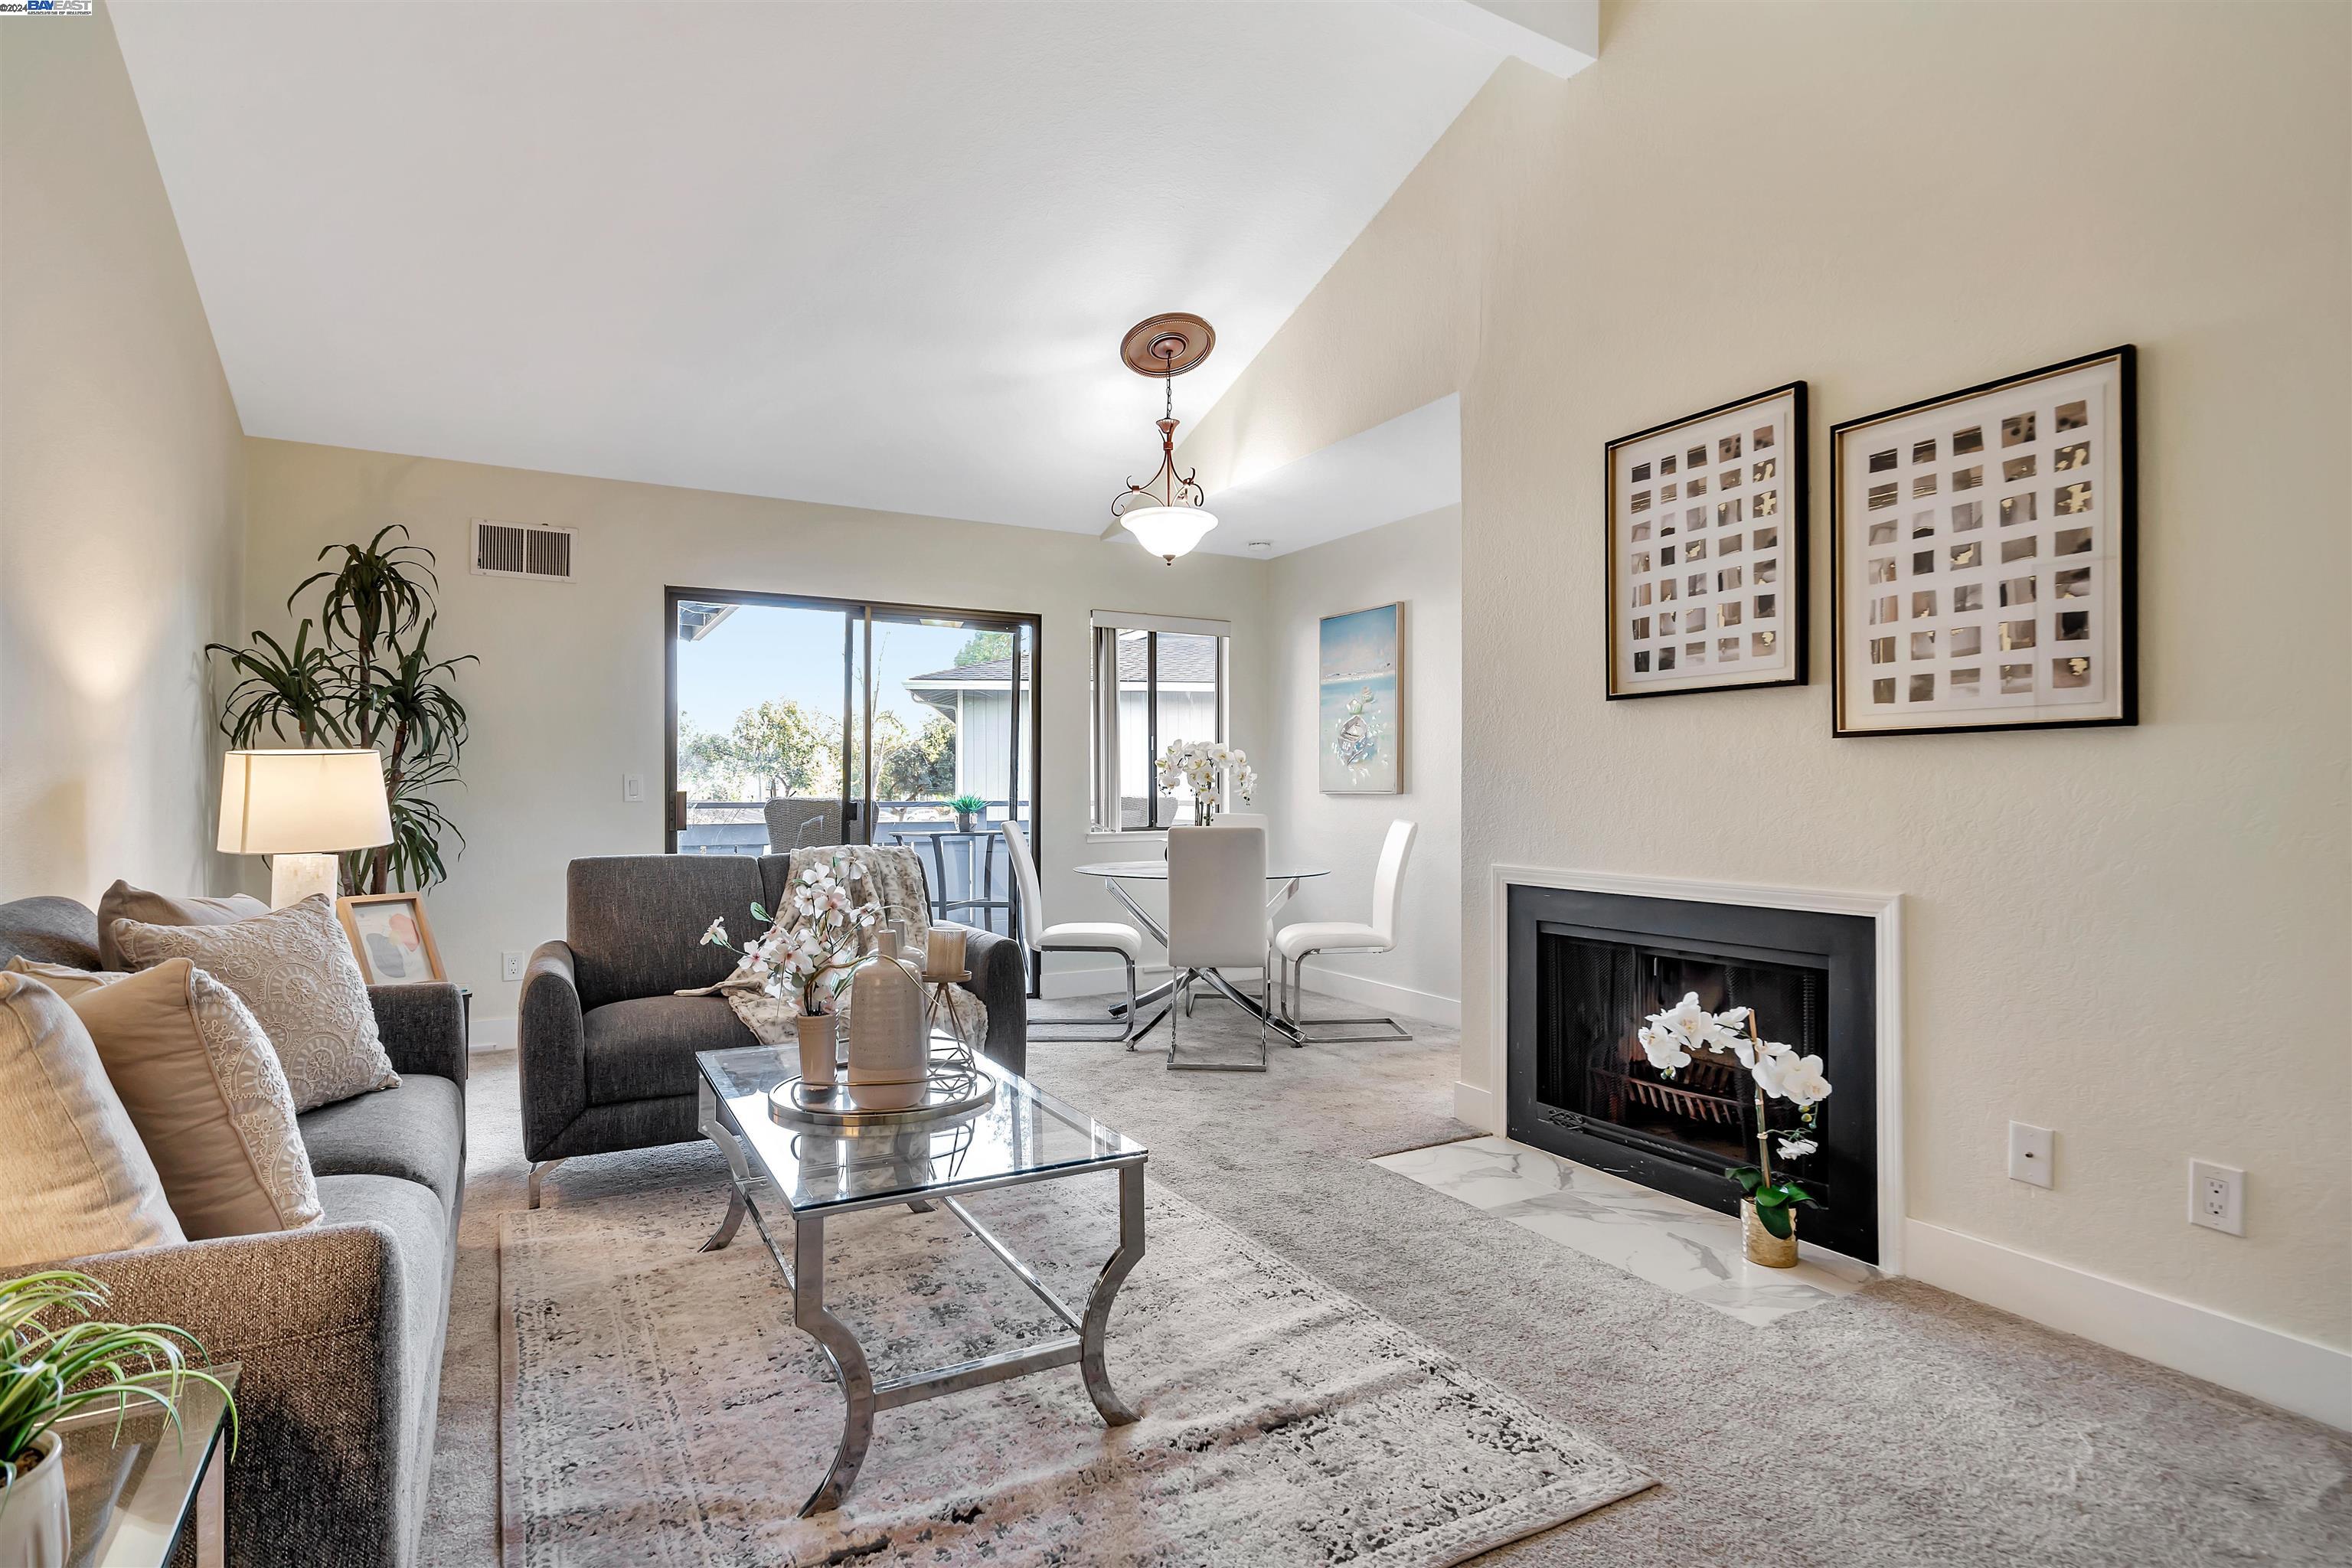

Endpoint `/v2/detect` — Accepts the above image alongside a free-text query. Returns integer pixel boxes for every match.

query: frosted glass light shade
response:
[1120,505,1217,563]
[218,749,394,855]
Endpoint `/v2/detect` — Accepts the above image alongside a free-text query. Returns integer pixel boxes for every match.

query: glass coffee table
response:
[54,1361,238,1567]
[695,1044,1148,1515]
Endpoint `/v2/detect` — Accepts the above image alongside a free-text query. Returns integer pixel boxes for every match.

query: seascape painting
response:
[1318,602,1402,793]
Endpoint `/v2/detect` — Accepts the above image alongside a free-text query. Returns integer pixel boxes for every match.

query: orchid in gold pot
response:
[1638,993,1832,1267]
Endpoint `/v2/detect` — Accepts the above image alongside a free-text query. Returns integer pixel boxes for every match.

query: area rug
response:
[500,1166,1651,1567]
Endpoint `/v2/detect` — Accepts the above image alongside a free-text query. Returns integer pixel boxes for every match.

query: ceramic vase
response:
[846,931,929,1109]
[0,1430,70,1567]
[1741,1200,1799,1268]
[793,1011,838,1088]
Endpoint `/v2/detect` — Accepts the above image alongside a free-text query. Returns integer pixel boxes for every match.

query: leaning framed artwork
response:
[1831,346,2135,736]
[1318,601,1403,793]
[1605,382,1808,698]
[337,893,447,985]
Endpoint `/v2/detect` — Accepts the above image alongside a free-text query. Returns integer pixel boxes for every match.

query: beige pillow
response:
[0,974,185,1268]
[112,894,398,1112]
[3,956,127,1001]
[36,959,323,1240]
[95,880,268,971]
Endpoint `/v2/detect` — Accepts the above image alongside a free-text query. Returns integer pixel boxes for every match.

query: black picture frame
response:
[1829,345,2136,737]
[1603,381,1810,700]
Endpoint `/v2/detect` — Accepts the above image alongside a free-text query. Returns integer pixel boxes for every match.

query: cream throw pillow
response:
[111,894,398,1112]
[95,880,268,971]
[0,973,185,1268]
[8,958,323,1238]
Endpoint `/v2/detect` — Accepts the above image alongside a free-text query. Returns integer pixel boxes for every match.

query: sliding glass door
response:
[665,589,1037,926]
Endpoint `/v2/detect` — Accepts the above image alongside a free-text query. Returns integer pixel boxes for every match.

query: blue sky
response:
[1318,603,1399,681]
[675,603,1004,738]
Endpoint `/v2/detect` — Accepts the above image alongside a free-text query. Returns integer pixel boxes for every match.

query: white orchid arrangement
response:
[699,852,879,1014]
[1155,739,1256,825]
[1639,992,1832,1239]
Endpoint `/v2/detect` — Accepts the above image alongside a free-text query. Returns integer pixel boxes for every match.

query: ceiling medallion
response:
[1107,312,1217,564]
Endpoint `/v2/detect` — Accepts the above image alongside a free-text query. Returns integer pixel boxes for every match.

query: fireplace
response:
[1505,883,1880,1262]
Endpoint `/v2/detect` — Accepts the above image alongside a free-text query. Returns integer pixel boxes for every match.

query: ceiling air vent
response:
[471,519,576,582]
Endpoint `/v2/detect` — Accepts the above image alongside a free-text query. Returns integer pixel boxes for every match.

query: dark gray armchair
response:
[518,852,1027,1205]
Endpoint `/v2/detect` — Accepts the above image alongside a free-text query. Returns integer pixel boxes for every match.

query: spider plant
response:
[0,1272,237,1508]
[207,525,476,895]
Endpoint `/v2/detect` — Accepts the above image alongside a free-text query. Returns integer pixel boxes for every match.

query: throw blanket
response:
[681,844,987,1050]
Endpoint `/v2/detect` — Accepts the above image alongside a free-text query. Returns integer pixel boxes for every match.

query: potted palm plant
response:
[0,1272,237,1566]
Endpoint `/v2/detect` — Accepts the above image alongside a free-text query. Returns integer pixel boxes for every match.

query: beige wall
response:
[0,3,247,906]
[240,438,1275,1025]
[1266,506,1461,1018]
[1185,1,2351,1351]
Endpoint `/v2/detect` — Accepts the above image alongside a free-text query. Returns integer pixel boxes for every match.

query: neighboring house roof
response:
[907,639,1215,689]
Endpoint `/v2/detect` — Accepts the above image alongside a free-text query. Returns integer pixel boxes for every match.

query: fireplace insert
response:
[1505,884,1879,1262]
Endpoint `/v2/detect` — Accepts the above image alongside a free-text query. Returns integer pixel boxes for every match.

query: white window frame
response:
[1089,611,1230,834]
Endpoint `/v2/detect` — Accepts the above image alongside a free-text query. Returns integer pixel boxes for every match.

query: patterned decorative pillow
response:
[111,894,398,1112]
[16,959,324,1239]
[94,880,269,971]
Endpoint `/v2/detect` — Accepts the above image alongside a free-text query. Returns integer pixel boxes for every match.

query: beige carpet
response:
[499,1161,1649,1566]
[423,1005,2351,1567]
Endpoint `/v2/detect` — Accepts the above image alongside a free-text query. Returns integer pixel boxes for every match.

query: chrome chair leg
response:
[1166,966,1270,1073]
[528,1158,567,1210]
[1030,946,1165,1044]
[1284,952,1413,1043]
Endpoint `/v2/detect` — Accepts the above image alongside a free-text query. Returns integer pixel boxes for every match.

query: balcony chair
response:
[1001,821,1153,1045]
[1272,818,1416,1043]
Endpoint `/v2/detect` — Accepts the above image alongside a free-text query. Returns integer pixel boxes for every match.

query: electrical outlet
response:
[2189,1159,2244,1236]
[623,773,645,803]
[501,950,526,982]
[2007,1121,2054,1188]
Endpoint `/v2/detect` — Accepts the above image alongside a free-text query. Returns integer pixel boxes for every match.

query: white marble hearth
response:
[1374,1135,1875,1326]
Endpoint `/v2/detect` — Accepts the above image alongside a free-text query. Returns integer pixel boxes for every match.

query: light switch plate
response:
[623,773,645,803]
[2007,1121,2053,1188]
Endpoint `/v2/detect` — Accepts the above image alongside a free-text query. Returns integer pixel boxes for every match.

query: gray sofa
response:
[518,851,1026,1197]
[0,894,467,1568]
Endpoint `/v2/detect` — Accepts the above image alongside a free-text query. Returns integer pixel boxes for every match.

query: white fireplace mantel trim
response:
[1477,864,1906,1276]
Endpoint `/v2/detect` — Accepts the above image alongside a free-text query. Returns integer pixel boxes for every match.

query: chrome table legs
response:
[694,1083,1145,1516]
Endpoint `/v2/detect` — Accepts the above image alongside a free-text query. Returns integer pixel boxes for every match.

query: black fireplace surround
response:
[1506,884,1879,1263]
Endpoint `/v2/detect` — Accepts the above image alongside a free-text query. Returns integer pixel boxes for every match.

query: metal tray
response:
[768,1065,995,1131]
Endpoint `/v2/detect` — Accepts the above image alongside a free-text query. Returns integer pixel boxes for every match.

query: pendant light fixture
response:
[1106,312,1217,564]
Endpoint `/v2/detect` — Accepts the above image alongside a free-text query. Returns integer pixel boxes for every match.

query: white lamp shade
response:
[1120,505,1218,562]
[217,749,394,855]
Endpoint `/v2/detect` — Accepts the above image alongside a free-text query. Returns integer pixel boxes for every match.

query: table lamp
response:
[218,749,395,907]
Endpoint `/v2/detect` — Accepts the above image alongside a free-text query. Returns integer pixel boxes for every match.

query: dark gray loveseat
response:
[518,852,1026,1202]
[0,893,469,1568]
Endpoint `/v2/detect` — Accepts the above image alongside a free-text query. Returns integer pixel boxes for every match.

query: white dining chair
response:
[1272,818,1416,1042]
[1002,821,1152,1046]
[1164,824,1269,1072]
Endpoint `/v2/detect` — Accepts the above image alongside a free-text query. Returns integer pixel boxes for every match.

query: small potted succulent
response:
[1638,993,1832,1267]
[948,795,988,833]
[1,1271,237,1566]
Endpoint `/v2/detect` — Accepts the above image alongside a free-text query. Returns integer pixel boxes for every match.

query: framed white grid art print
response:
[1831,347,2136,736]
[1605,382,1808,699]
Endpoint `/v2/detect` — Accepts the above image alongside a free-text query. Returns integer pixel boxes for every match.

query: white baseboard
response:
[1298,965,1462,1029]
[1038,962,1174,1001]
[1452,1079,1498,1132]
[1904,1218,2350,1431]
[469,1014,515,1050]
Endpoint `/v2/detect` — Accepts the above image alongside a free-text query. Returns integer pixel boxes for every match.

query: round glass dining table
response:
[1070,860,1330,1040]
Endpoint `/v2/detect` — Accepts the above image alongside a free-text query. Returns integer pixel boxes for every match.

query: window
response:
[1089,612,1229,830]
[666,590,1038,906]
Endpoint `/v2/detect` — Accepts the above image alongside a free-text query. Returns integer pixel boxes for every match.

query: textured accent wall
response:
[1183,1,2351,1349]
[0,2,247,905]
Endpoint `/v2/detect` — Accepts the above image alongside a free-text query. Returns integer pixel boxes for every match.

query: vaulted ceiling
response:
[111,2,1524,550]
